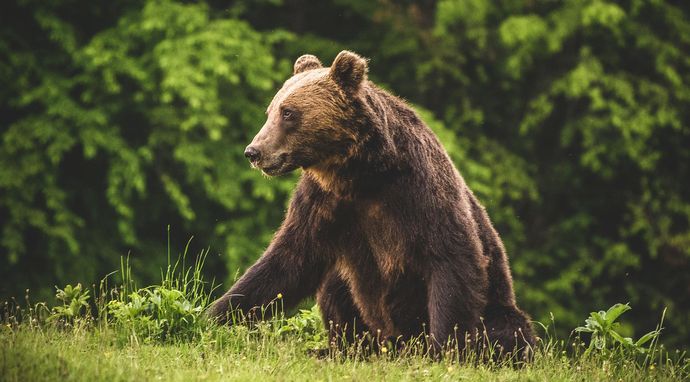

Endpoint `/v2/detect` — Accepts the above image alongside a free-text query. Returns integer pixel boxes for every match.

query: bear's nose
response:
[244,146,261,163]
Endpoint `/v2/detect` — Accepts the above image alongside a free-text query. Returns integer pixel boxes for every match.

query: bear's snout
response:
[244,146,261,164]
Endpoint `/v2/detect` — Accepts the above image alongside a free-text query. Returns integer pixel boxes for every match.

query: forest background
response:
[1,0,688,349]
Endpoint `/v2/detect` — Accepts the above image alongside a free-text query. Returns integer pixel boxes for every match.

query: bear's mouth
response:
[258,154,296,176]
[261,162,284,176]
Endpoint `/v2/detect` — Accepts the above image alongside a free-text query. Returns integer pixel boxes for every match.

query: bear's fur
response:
[208,51,535,359]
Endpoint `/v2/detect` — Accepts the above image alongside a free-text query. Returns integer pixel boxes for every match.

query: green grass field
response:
[1,254,687,381]
[2,323,688,382]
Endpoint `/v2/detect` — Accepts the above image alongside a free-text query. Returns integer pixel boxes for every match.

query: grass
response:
[2,324,687,381]
[1,245,688,381]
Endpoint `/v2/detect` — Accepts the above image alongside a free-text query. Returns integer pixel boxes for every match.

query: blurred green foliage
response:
[1,0,688,347]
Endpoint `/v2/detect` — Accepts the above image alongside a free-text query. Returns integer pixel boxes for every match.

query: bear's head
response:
[244,50,369,176]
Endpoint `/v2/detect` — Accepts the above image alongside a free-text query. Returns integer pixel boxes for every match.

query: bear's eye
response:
[281,109,295,121]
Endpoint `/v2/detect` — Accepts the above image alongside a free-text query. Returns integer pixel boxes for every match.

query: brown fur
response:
[209,51,536,359]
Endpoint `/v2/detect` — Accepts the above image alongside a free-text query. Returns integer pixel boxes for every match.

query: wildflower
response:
[276,293,283,299]
[381,346,388,354]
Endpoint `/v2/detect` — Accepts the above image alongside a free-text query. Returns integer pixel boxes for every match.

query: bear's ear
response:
[293,54,323,75]
[329,50,368,92]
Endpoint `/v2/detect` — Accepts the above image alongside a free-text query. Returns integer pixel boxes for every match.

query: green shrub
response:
[575,303,663,364]
[49,283,90,324]
[277,305,326,351]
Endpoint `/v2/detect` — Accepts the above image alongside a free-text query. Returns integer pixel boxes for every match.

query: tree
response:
[0,0,294,300]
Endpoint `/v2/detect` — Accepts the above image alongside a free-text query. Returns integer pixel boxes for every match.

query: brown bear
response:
[208,50,535,359]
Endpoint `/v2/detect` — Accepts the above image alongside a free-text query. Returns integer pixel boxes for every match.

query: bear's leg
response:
[208,249,326,324]
[207,182,332,324]
[317,271,369,347]
[427,263,488,357]
[482,304,536,362]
